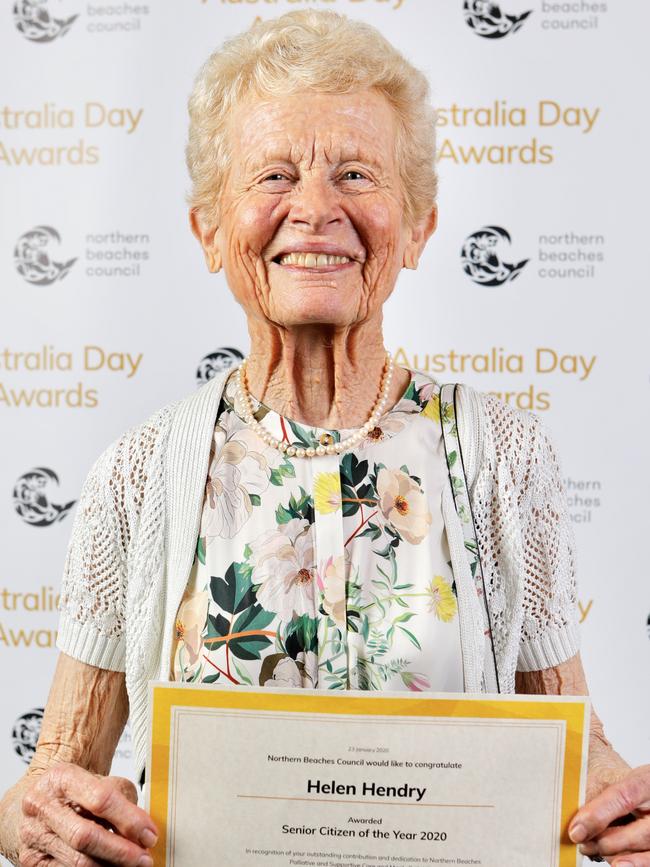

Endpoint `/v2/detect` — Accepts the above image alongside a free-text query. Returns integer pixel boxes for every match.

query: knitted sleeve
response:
[515,408,580,671]
[56,410,168,672]
[470,393,580,675]
[56,439,129,672]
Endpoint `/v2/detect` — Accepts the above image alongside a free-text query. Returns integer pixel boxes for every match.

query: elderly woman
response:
[1,10,649,867]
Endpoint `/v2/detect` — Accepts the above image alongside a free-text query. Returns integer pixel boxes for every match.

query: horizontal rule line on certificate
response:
[236,795,495,809]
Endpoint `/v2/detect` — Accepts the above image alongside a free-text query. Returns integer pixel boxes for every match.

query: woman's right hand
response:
[18,762,157,867]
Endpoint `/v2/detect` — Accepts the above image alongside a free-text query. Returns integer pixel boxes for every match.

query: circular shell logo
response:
[13,0,78,42]
[196,348,244,386]
[13,467,76,527]
[461,226,529,286]
[12,708,44,763]
[464,1,532,38]
[14,226,77,285]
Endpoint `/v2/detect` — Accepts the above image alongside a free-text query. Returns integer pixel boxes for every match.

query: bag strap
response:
[439,383,500,694]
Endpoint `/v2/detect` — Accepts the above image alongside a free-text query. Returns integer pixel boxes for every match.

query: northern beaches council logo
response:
[11,708,44,763]
[460,225,530,286]
[196,348,244,386]
[13,467,76,527]
[13,0,78,42]
[463,1,533,39]
[14,226,77,285]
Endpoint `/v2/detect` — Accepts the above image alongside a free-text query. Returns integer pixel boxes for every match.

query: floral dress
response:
[170,368,464,693]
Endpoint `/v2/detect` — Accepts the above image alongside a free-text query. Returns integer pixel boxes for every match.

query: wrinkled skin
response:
[2,654,648,866]
[190,89,437,429]
[0,654,157,866]
[518,660,650,865]
[2,89,648,866]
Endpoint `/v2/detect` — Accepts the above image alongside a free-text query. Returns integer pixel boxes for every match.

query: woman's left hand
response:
[569,764,650,865]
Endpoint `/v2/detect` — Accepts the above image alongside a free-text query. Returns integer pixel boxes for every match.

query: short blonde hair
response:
[186,10,437,227]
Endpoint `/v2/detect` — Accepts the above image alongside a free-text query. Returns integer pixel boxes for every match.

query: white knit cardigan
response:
[56,369,580,781]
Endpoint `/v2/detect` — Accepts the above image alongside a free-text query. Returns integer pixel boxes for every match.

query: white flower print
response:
[250,518,316,622]
[376,467,432,544]
[264,651,318,688]
[203,412,283,540]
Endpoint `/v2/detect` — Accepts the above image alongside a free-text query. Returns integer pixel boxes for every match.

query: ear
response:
[189,207,222,273]
[402,204,438,270]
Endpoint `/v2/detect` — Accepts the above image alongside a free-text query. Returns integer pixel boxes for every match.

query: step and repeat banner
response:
[1,0,648,812]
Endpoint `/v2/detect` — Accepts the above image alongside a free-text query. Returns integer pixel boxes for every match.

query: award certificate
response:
[146,684,589,867]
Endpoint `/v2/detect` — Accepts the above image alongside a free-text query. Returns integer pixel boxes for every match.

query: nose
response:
[288,173,343,233]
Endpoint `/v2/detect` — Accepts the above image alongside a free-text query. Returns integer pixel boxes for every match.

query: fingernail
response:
[140,829,158,848]
[616,862,633,867]
[137,856,154,867]
[568,823,586,843]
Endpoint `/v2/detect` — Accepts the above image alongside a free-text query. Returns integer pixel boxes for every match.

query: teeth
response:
[278,252,351,267]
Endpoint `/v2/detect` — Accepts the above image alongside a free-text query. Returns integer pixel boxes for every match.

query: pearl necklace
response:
[234,352,395,458]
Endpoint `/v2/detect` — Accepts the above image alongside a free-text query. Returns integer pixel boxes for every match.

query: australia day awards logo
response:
[13,0,78,42]
[13,467,76,527]
[463,1,532,38]
[196,347,244,386]
[14,226,77,285]
[12,708,44,763]
[461,225,529,286]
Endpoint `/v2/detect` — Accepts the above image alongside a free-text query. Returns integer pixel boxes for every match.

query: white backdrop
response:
[1,0,648,828]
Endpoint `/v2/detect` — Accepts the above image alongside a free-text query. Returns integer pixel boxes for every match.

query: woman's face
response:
[193,88,436,330]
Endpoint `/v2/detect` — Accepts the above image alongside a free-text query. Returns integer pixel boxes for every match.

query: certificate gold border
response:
[147,686,588,867]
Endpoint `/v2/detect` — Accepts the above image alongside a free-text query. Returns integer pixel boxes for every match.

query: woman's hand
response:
[0,654,154,866]
[569,764,650,865]
[18,762,157,866]
[515,654,649,865]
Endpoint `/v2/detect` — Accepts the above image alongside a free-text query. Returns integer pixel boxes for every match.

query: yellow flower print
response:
[426,575,457,622]
[422,393,440,423]
[314,472,342,515]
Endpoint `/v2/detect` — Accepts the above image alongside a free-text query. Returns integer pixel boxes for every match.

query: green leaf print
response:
[341,483,360,517]
[197,537,206,566]
[287,420,312,447]
[229,634,272,661]
[233,660,253,685]
[207,612,230,638]
[346,609,361,632]
[341,453,369,488]
[276,504,293,524]
[398,627,422,651]
[269,468,284,487]
[210,562,255,615]
[203,673,220,684]
[284,614,318,655]
[358,523,382,541]
[249,494,261,506]
[276,488,314,525]
[448,450,458,468]
[232,603,275,636]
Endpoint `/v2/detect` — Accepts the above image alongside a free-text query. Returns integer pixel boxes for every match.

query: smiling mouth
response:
[273,252,354,268]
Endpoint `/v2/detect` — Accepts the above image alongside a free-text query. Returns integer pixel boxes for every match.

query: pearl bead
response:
[235,350,393,459]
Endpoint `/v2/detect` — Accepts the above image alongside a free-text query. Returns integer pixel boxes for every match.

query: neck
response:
[244,318,410,429]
